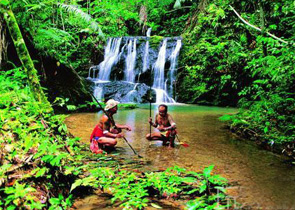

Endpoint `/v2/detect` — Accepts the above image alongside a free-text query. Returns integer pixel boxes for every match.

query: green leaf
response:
[151,203,162,209]
[264,126,268,133]
[35,167,48,177]
[219,114,232,121]
[70,179,83,192]
[199,181,207,193]
[0,0,9,6]
[203,165,214,178]
[214,186,226,193]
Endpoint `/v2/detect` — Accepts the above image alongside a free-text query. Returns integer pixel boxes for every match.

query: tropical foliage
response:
[177,0,295,153]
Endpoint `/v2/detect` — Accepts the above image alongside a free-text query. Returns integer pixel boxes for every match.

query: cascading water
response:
[125,39,137,83]
[124,83,139,102]
[152,39,175,103]
[88,34,182,103]
[153,39,166,89]
[93,84,103,101]
[169,39,182,96]
[142,41,149,73]
[98,37,122,81]
[140,28,151,81]
[146,28,151,37]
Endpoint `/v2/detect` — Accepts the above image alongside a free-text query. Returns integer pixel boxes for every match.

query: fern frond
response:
[57,3,104,37]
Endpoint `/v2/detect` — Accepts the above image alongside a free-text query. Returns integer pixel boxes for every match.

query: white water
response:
[89,35,182,104]
[94,86,103,101]
[88,66,98,79]
[153,88,175,104]
[125,39,137,83]
[169,39,182,96]
[142,28,151,73]
[142,41,149,73]
[153,39,167,89]
[152,39,175,103]
[146,28,151,37]
[125,83,139,102]
[98,38,122,81]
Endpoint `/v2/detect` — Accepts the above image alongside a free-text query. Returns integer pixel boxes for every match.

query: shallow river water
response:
[65,104,295,210]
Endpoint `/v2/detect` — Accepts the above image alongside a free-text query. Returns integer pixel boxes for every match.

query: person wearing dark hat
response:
[90,99,132,154]
[146,104,177,147]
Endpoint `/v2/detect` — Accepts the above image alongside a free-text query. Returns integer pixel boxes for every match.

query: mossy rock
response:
[149,35,164,49]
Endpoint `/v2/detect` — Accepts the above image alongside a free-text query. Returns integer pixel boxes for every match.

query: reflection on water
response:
[65,104,295,209]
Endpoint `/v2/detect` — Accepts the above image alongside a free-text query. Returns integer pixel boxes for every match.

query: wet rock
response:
[90,80,154,103]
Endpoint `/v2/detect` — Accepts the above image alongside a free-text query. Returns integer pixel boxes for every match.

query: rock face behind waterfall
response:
[92,81,151,103]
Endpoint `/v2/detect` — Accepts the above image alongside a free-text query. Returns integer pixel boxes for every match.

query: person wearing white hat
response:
[90,99,132,154]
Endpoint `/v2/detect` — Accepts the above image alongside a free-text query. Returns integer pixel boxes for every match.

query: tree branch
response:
[229,5,290,45]
[166,6,192,14]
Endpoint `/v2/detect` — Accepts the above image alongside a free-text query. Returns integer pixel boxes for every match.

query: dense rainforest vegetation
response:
[1,0,295,209]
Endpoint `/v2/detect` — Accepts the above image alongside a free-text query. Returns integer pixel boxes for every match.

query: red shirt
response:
[90,125,103,141]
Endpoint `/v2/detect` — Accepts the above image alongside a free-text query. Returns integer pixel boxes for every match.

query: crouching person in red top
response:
[90,99,132,154]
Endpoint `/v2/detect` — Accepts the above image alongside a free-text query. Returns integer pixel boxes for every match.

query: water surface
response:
[66,104,295,209]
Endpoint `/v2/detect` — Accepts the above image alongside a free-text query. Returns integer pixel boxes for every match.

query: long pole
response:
[149,88,152,136]
[149,68,152,137]
[90,93,143,158]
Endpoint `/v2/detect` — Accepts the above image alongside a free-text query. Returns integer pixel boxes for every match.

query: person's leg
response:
[98,137,117,148]
[146,132,164,141]
[146,132,169,146]
[167,130,176,147]
[90,138,103,154]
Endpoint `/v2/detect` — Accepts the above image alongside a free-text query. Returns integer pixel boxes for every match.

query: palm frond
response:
[57,3,104,37]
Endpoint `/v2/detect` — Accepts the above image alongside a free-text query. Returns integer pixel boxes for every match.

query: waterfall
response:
[143,28,151,73]
[125,39,137,83]
[169,39,182,96]
[124,83,139,102]
[142,41,149,73]
[152,39,175,103]
[153,89,175,104]
[93,80,108,101]
[94,85,103,101]
[146,28,151,37]
[98,37,122,81]
[153,39,167,89]
[88,36,182,104]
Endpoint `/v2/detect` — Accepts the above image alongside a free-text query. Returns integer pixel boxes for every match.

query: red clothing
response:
[166,129,177,138]
[90,125,104,142]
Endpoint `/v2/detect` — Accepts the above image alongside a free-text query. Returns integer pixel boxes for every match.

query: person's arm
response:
[101,116,123,138]
[115,123,132,131]
[164,114,176,131]
[148,115,158,128]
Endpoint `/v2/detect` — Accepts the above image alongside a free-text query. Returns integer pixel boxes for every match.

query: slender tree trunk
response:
[185,0,208,32]
[0,2,52,111]
[258,0,267,56]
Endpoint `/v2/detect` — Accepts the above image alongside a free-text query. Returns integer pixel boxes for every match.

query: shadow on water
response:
[66,104,295,210]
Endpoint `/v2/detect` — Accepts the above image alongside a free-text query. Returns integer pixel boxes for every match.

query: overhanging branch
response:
[229,5,290,45]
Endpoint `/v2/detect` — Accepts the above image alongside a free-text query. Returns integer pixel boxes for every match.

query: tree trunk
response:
[185,0,208,32]
[0,2,52,111]
[0,15,8,67]
[258,0,267,56]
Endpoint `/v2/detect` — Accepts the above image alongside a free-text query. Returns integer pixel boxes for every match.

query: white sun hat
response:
[104,99,120,111]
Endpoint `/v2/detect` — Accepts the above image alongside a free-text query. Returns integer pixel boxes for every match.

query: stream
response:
[65,104,295,210]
